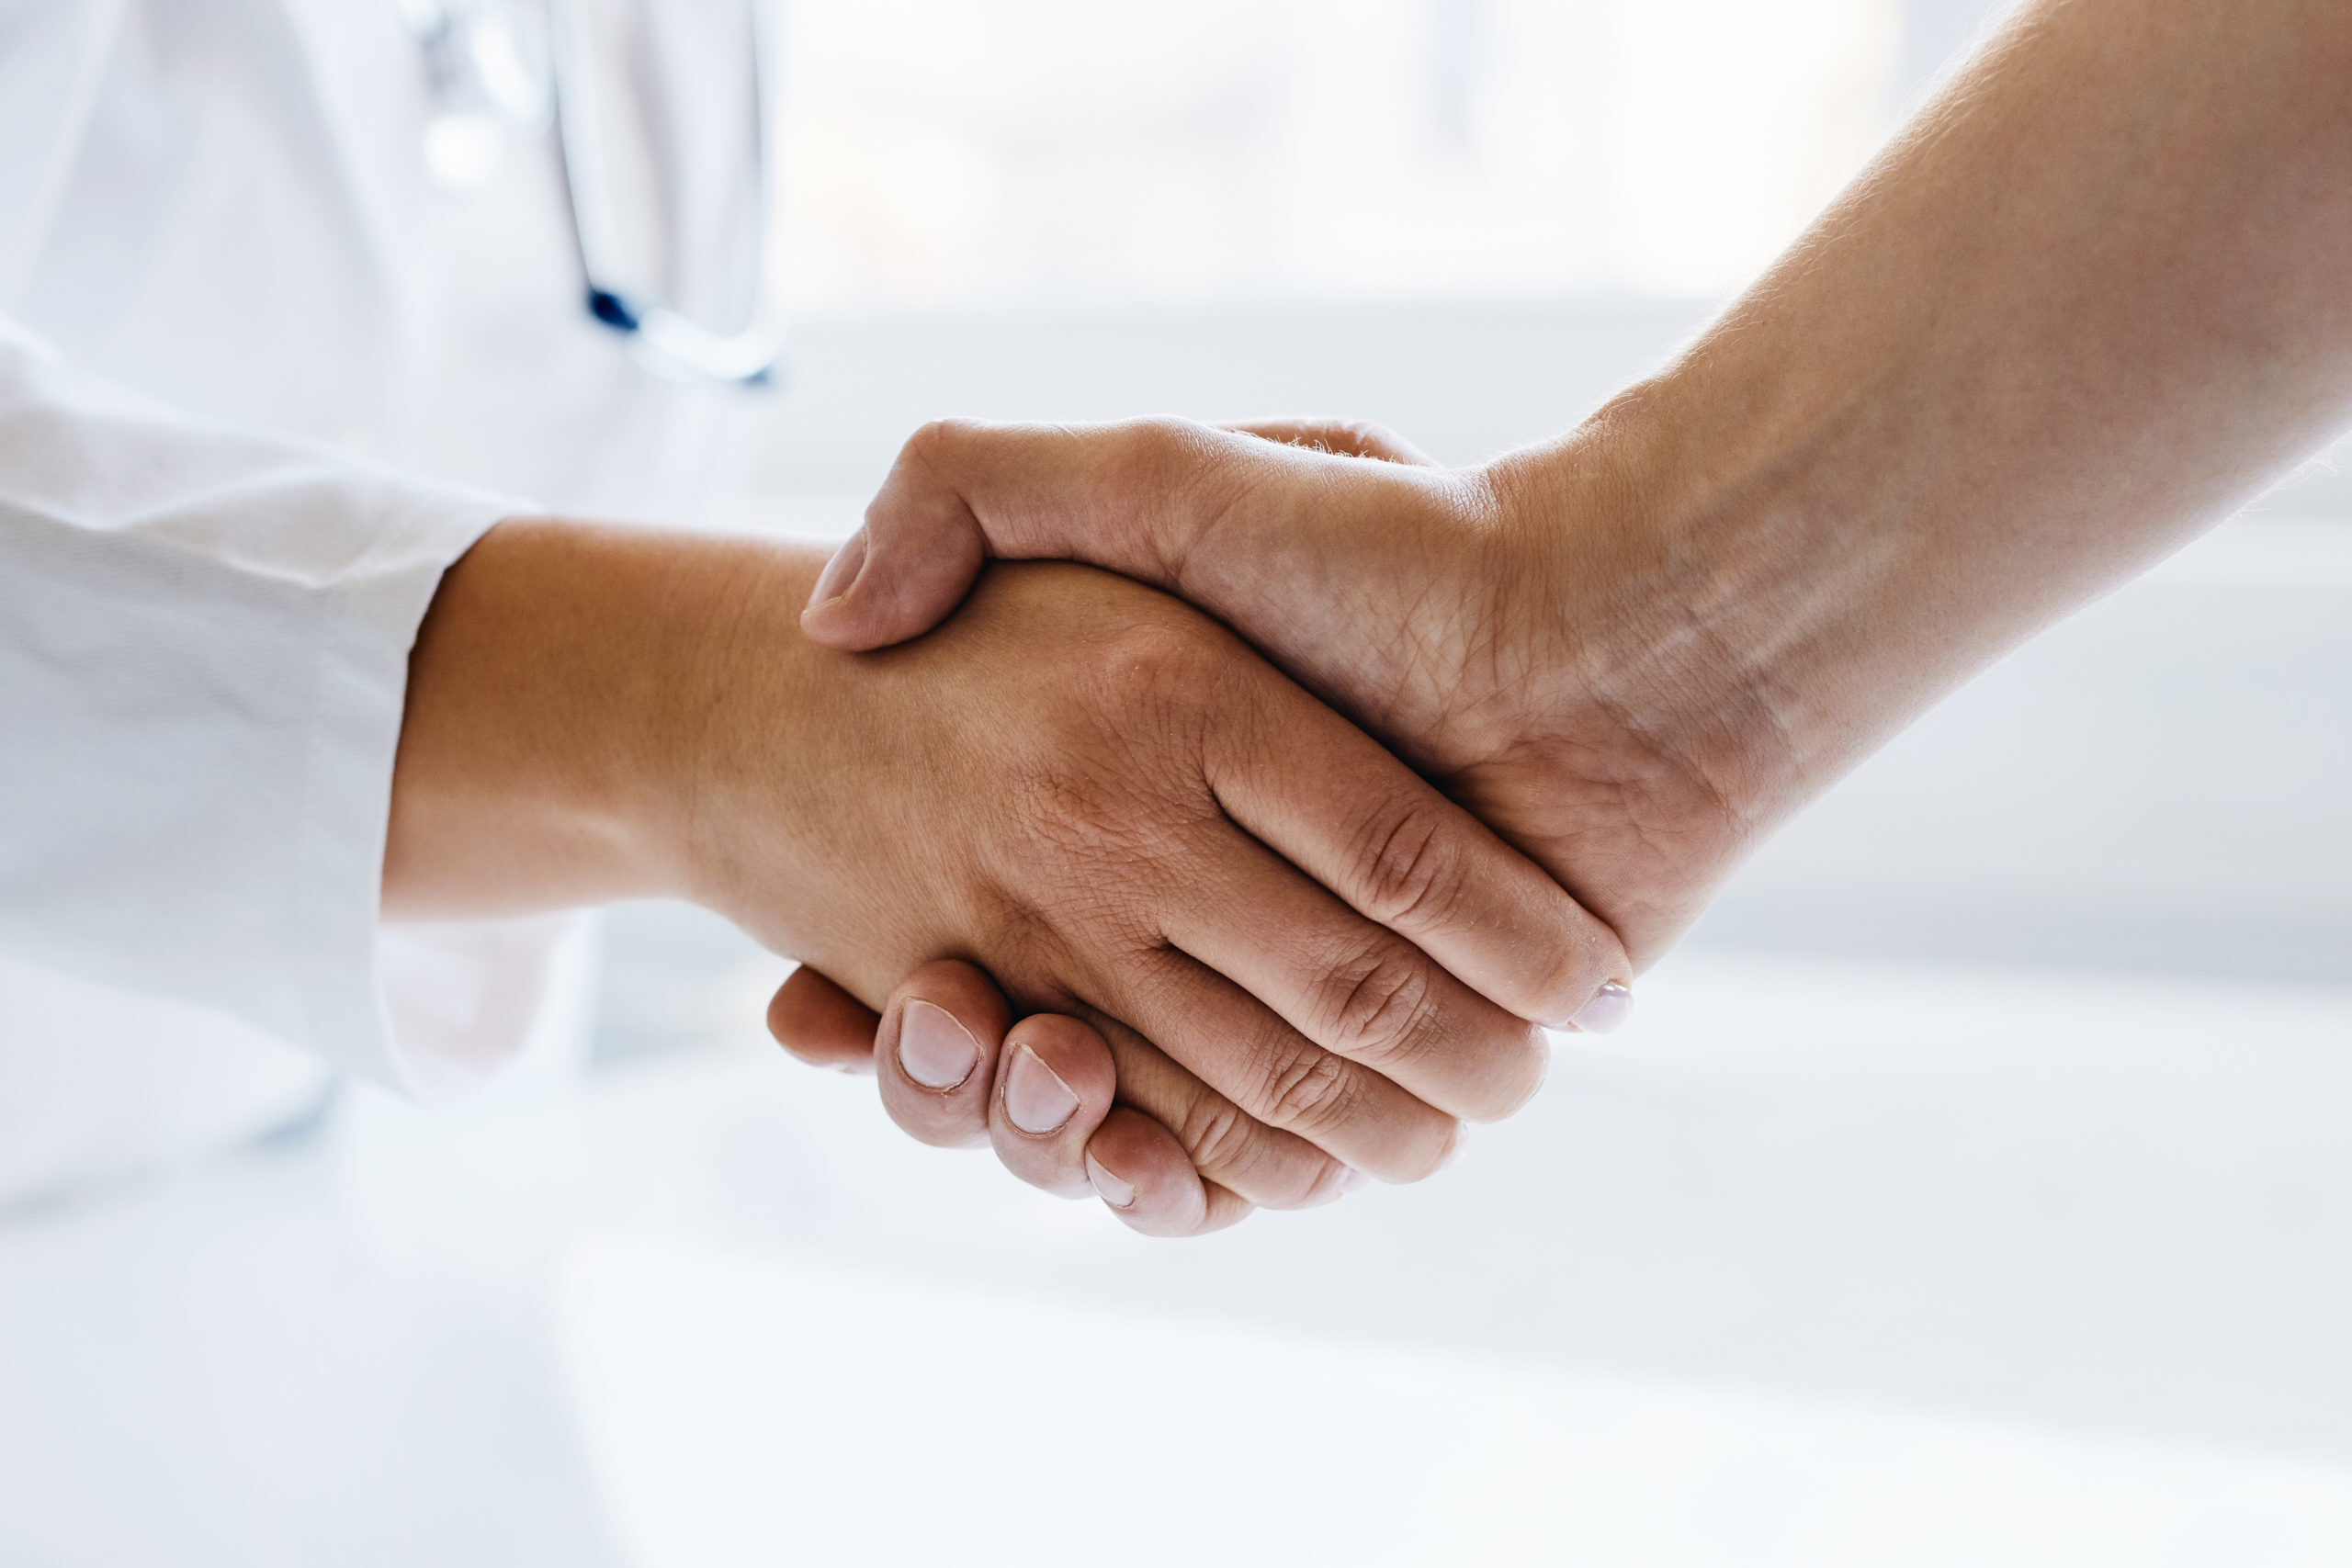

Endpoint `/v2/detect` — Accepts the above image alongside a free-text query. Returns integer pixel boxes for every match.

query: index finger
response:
[1205,671,1631,1034]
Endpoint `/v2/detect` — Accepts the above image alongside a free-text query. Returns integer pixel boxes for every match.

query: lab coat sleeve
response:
[0,317,567,1098]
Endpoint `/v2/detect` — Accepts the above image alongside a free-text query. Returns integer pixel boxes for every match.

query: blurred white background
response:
[773,0,1894,308]
[739,0,1920,495]
[13,1,2352,1563]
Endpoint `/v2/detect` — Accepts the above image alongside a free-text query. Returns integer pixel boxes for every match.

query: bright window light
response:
[774,0,1903,311]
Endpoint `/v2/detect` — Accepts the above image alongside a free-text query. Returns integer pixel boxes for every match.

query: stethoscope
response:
[404,0,784,388]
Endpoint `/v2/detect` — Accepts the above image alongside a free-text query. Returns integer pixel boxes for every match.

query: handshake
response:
[767,415,1707,1235]
[391,409,1817,1237]
[763,413,1788,1235]
[386,0,2350,1235]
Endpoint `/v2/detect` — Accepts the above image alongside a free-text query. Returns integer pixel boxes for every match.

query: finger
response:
[766,965,881,1075]
[1093,945,1460,1184]
[1159,824,1550,1122]
[865,964,1255,1233]
[873,960,1014,1150]
[1084,1108,1255,1238]
[1219,418,1439,467]
[986,1012,1118,1199]
[1082,1006,1359,1211]
[795,955,1317,1230]
[801,416,1262,651]
[880,974,1313,1231]
[1207,677,1633,1034]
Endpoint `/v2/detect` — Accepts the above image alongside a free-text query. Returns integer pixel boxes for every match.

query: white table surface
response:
[6,950,2352,1566]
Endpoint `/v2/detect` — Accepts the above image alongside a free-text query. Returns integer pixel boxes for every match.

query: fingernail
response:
[1085,1152,1136,1209]
[1340,1166,1372,1193]
[896,999,978,1090]
[1438,1124,1470,1173]
[805,528,868,613]
[1002,1043,1080,1135]
[1569,980,1634,1035]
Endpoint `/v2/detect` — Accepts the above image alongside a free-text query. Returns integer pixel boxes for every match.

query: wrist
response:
[1484,379,1896,833]
[662,543,838,927]
[386,519,754,918]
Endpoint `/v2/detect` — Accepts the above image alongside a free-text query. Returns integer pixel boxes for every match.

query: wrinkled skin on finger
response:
[766,964,1262,1235]
[715,560,1622,1197]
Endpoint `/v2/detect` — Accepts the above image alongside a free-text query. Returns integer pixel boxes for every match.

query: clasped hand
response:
[769,414,1773,1235]
[390,508,1633,1237]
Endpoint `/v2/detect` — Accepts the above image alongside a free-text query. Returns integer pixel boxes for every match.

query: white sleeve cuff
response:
[1,319,571,1095]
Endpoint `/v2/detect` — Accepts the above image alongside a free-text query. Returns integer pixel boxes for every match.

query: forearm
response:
[1515,0,2352,812]
[384,519,826,919]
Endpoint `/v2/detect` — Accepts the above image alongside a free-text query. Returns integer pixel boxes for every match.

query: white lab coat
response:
[0,0,752,1201]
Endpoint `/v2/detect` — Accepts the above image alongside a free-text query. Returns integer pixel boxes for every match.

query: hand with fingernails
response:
[392,522,1629,1237]
[766,415,1720,1230]
[697,550,1629,1237]
[770,955,1389,1228]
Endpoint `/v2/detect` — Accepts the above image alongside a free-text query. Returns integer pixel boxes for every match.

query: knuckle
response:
[1175,1091,1326,1210]
[1098,416,1201,497]
[1175,1093,1258,1179]
[1317,942,1442,1070]
[900,416,984,472]
[1260,1044,1363,1138]
[1128,413,1210,463]
[1353,799,1470,931]
[1086,612,1225,717]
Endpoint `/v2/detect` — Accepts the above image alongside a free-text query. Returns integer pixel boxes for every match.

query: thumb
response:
[798,416,1260,652]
